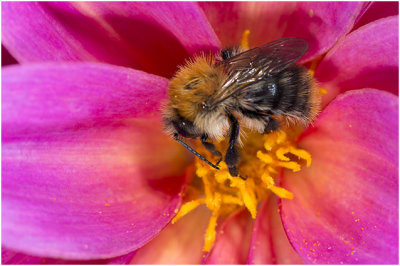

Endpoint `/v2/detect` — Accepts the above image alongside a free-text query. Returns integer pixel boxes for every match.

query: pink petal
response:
[131,204,210,264]
[2,247,136,264]
[280,89,399,264]
[122,2,221,54]
[248,197,304,264]
[315,16,399,106]
[2,119,190,259]
[353,2,399,30]
[205,209,253,264]
[3,63,168,137]
[2,2,219,78]
[200,2,364,61]
[2,248,43,265]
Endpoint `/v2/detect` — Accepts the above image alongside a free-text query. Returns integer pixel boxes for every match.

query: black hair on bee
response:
[163,38,320,177]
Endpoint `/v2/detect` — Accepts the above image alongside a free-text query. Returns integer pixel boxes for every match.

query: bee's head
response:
[166,55,223,114]
[162,105,221,171]
[162,105,201,139]
[162,54,227,140]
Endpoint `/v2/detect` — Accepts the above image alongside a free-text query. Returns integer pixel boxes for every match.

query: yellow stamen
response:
[276,147,291,161]
[175,128,312,251]
[204,210,219,252]
[222,194,244,206]
[241,29,251,50]
[257,150,274,164]
[268,166,278,174]
[319,88,328,95]
[231,177,257,218]
[172,198,206,224]
[270,186,294,199]
[262,174,294,199]
[288,147,312,167]
[277,161,302,172]
[308,56,323,77]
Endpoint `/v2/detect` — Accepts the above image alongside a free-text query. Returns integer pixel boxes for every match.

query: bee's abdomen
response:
[242,65,312,113]
[240,64,318,125]
[273,65,314,118]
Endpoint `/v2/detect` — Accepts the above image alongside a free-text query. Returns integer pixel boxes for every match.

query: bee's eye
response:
[172,118,199,138]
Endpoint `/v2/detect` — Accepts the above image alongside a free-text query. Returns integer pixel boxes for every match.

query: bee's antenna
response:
[173,134,220,170]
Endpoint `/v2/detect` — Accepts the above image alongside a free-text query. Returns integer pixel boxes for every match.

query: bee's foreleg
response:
[201,134,223,165]
[225,113,240,177]
[262,116,279,134]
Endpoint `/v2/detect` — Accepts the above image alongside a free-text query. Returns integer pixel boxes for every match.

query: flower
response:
[2,2,398,264]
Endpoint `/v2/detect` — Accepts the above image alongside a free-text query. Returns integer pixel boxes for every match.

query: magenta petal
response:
[316,16,399,106]
[200,2,364,61]
[2,248,44,265]
[3,63,168,137]
[121,2,221,54]
[353,2,399,30]
[2,247,136,264]
[248,197,303,264]
[280,89,398,264]
[2,119,189,259]
[205,209,253,264]
[2,2,219,77]
[283,2,365,62]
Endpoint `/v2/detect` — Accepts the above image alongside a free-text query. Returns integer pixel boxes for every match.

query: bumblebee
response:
[163,38,320,177]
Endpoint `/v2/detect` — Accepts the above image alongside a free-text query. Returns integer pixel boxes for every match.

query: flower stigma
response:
[172,30,323,253]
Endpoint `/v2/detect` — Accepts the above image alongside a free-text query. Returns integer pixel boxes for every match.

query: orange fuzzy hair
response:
[166,54,225,121]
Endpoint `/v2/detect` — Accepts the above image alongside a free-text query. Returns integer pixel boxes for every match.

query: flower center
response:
[171,30,323,253]
[172,128,311,252]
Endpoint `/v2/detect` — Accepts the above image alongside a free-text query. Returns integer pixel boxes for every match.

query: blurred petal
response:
[2,119,189,259]
[205,209,253,264]
[280,89,399,264]
[2,247,136,264]
[248,197,303,264]
[200,2,364,61]
[131,204,210,264]
[316,16,399,106]
[353,2,399,30]
[2,63,168,137]
[2,2,219,78]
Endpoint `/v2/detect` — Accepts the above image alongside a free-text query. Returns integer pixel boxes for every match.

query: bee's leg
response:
[225,113,240,176]
[201,134,223,165]
[262,116,279,134]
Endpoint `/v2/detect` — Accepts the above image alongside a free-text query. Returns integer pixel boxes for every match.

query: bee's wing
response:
[224,38,308,75]
[209,38,308,106]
